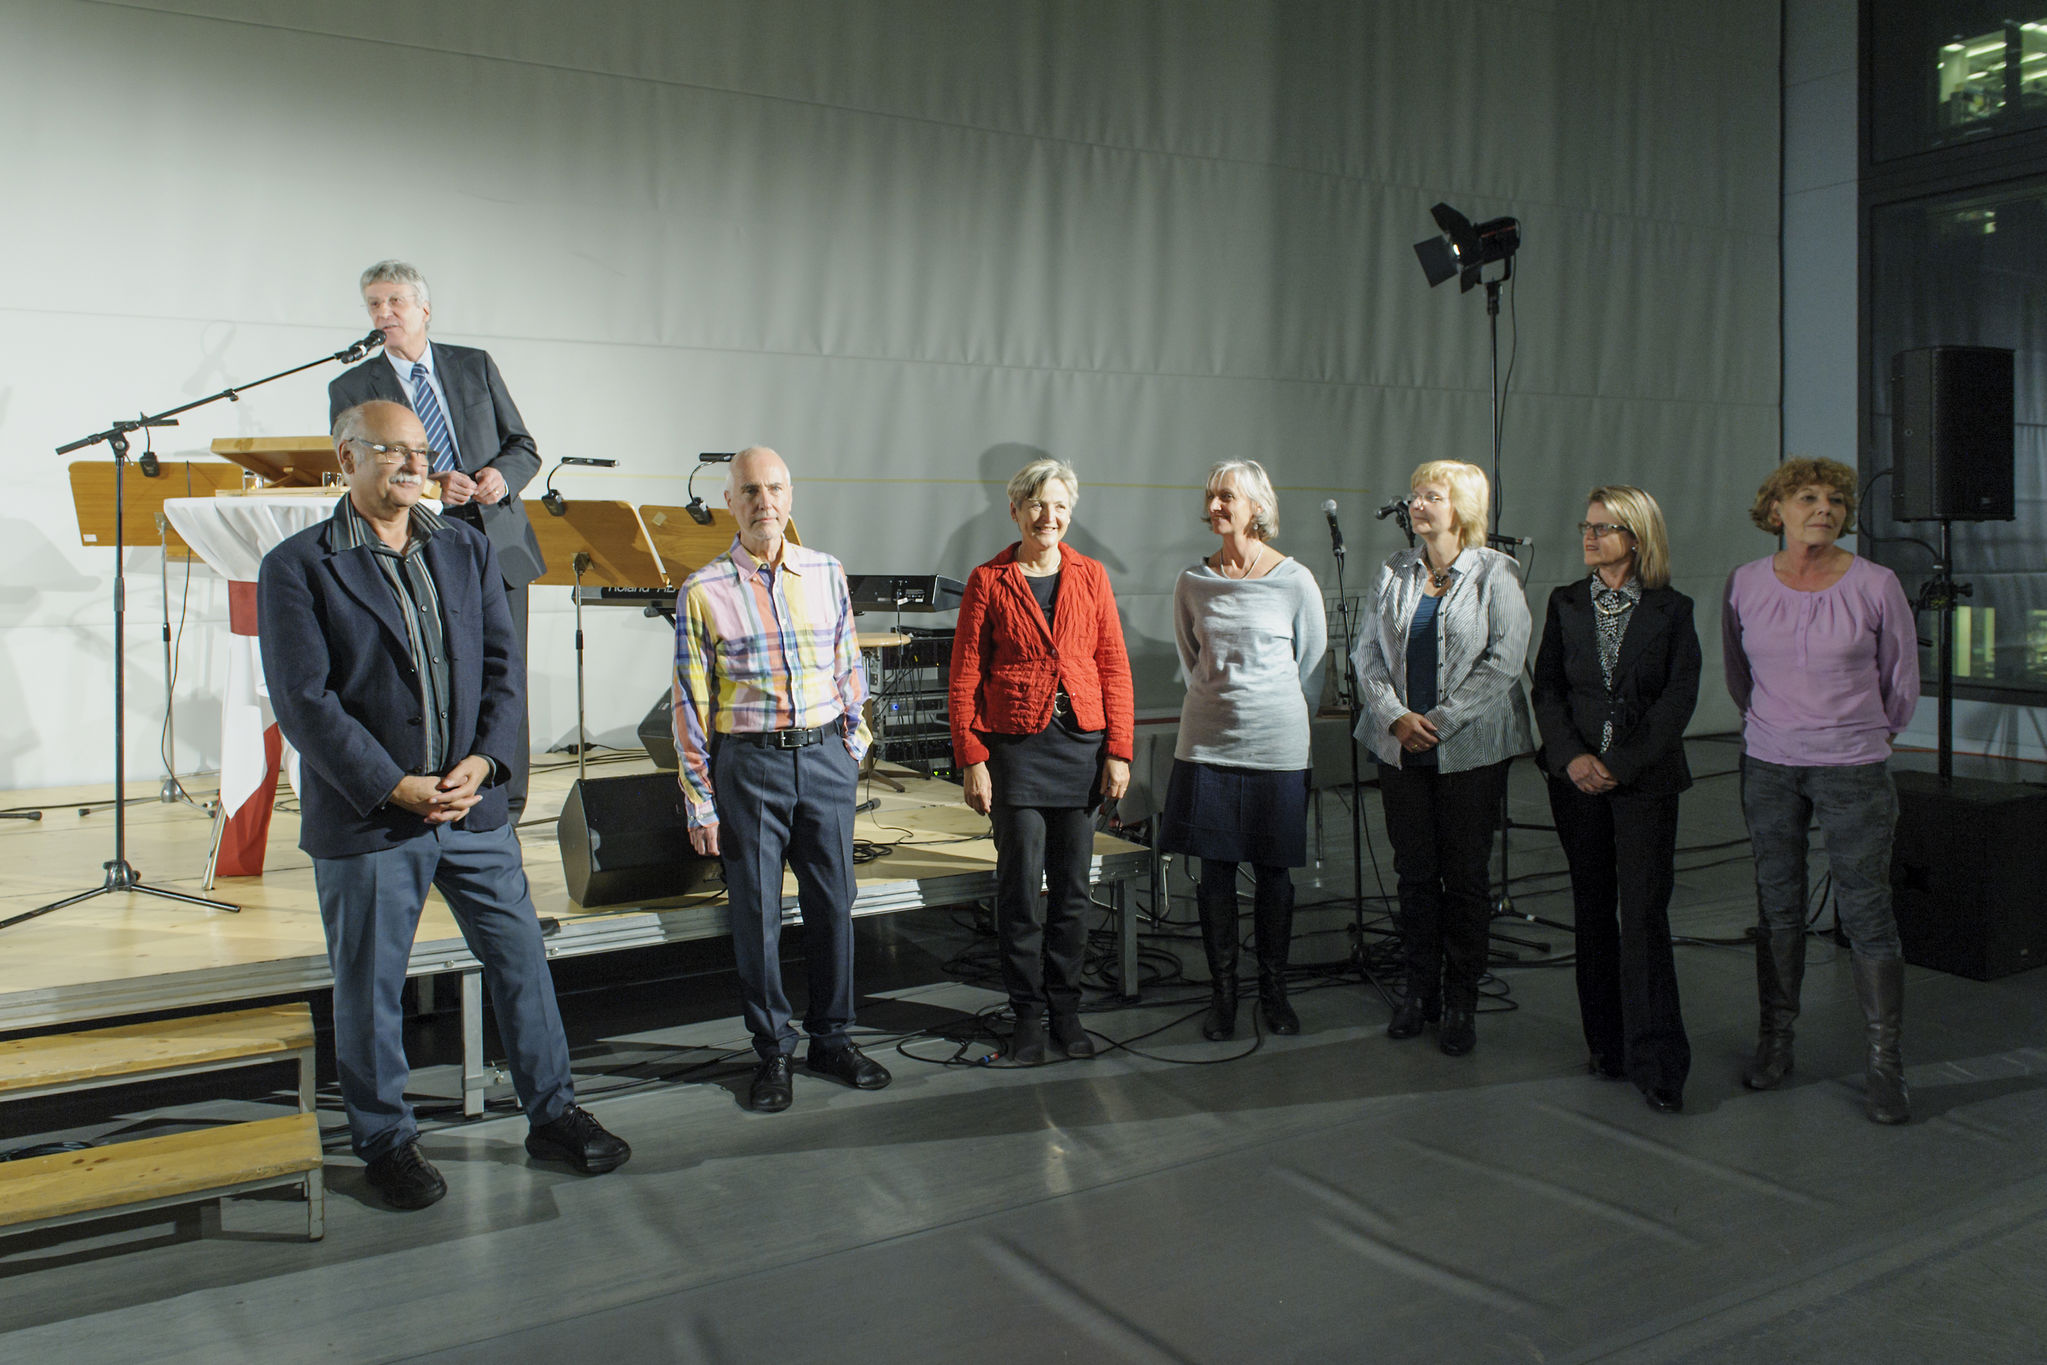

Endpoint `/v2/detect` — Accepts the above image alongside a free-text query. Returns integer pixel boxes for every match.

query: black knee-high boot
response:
[1253,868,1299,1035]
[1743,928,1805,1090]
[1197,881,1240,1040]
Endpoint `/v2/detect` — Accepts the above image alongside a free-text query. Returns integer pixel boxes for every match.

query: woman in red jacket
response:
[949,458,1136,1065]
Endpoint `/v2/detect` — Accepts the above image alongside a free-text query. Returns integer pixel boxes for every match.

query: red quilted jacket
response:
[947,544,1136,767]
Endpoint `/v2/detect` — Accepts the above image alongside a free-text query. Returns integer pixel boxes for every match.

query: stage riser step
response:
[0,1112,322,1239]
[0,1002,314,1096]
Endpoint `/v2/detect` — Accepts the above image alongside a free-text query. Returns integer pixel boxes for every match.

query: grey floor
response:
[5,739,2047,1364]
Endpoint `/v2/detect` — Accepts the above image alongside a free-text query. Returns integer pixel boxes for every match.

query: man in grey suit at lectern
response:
[329,259,544,818]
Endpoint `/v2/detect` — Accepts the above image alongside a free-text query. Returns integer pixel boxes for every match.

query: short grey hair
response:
[1006,458,1079,508]
[360,259,429,308]
[331,402,376,446]
[1205,459,1280,539]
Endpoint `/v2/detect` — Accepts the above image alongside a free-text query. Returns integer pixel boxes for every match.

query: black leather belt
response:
[731,724,831,749]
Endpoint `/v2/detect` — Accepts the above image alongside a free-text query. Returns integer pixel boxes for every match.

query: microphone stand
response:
[1326,527,1390,1006]
[155,508,206,812]
[571,551,593,785]
[3,333,384,934]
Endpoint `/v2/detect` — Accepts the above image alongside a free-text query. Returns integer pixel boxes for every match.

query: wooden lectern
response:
[209,436,341,487]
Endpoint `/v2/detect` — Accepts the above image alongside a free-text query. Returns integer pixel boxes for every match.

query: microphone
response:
[1322,499,1346,561]
[337,329,386,363]
[335,329,386,362]
[1374,498,1408,520]
[558,457,618,468]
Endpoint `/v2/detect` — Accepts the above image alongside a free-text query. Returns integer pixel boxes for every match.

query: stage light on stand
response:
[1413,202,1521,292]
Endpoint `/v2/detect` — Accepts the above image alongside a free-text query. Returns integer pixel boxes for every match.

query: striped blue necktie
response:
[409,361,460,475]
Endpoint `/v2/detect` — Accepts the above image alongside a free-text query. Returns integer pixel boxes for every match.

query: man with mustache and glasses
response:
[258,401,627,1210]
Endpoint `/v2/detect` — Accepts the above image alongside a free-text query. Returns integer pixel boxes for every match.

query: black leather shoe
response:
[1645,1087,1684,1114]
[526,1103,631,1174]
[750,1054,794,1112]
[1050,1013,1096,1059]
[1386,994,1439,1041]
[1438,1007,1476,1056]
[1588,1054,1627,1081]
[363,1138,446,1211]
[807,1041,892,1090]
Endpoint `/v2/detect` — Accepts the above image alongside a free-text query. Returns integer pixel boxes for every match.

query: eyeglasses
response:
[1577,522,1633,540]
[347,438,437,465]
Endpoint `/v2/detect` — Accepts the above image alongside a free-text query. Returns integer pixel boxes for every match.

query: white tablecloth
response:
[162,495,340,875]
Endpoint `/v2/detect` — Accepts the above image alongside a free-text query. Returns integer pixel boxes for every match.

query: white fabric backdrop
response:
[0,0,1781,788]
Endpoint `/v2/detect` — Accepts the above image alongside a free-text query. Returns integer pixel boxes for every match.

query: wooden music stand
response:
[637,505,802,584]
[70,460,244,561]
[524,499,666,589]
[523,499,667,782]
[210,436,340,488]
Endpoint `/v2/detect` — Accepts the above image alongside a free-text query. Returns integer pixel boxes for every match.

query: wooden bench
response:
[0,1003,323,1243]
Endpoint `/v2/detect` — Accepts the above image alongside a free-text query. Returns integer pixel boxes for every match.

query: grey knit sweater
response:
[1171,556,1329,769]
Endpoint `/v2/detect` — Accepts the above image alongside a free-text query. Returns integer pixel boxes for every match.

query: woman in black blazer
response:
[1531,486,1700,1114]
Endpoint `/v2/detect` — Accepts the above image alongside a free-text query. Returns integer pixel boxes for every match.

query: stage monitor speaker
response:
[638,690,676,770]
[1890,770,2047,980]
[557,772,721,908]
[1890,346,2015,522]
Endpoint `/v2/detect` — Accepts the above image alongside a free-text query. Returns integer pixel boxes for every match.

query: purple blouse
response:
[1721,555,1920,768]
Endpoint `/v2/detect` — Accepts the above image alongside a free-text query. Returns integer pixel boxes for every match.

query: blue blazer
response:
[328,342,546,586]
[257,509,523,859]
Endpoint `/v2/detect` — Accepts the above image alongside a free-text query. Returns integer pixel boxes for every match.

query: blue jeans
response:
[312,820,574,1161]
[1740,756,1902,960]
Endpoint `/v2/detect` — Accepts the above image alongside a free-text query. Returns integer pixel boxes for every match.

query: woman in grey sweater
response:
[1158,460,1328,1039]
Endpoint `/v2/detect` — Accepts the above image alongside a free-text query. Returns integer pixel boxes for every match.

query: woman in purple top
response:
[1723,457,1920,1125]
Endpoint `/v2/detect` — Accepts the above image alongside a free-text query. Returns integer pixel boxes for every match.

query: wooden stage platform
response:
[0,758,1151,1115]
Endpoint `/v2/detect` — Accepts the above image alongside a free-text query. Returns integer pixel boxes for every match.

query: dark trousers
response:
[1741,756,1902,959]
[713,735,860,1058]
[312,820,573,1161]
[1377,759,1508,1010]
[505,578,530,819]
[989,804,1094,1018]
[1546,776,1691,1093]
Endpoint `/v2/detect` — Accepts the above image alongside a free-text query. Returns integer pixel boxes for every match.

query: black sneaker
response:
[525,1103,631,1174]
[363,1139,447,1211]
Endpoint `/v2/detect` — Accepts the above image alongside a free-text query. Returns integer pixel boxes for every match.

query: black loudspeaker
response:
[638,690,677,770]
[1890,770,2047,980]
[557,772,721,907]
[1890,346,2015,522]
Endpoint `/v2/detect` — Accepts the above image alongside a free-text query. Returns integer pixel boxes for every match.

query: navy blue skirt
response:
[1156,760,1311,867]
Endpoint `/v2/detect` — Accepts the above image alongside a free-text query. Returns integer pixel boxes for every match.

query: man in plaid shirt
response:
[672,446,891,1112]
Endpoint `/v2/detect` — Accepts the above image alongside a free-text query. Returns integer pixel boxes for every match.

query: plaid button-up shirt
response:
[671,536,871,827]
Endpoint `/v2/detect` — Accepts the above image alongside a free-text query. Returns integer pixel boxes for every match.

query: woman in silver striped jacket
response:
[1352,459,1535,1056]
